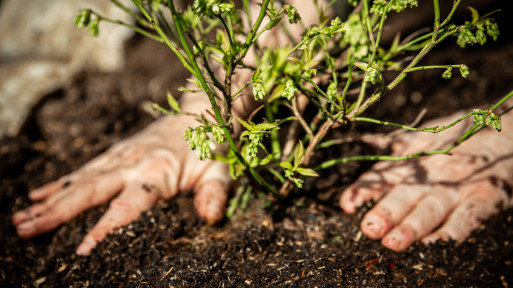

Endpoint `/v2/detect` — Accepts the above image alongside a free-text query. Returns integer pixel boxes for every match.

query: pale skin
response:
[341,110,513,251]
[12,1,513,255]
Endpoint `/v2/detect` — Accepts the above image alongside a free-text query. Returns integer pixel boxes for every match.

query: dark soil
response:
[2,4,513,287]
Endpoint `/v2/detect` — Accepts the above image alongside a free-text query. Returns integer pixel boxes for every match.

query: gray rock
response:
[0,0,135,138]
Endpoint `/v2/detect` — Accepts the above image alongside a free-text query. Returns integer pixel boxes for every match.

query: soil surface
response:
[2,4,513,287]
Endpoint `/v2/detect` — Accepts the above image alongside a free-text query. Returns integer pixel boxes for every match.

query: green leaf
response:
[293,141,304,169]
[167,92,181,113]
[260,153,278,165]
[152,103,172,115]
[467,7,480,24]
[252,67,261,81]
[253,122,279,132]
[269,84,285,102]
[305,59,320,69]
[288,57,304,66]
[279,161,293,170]
[389,32,401,53]
[240,130,251,138]
[212,153,229,163]
[291,177,303,188]
[268,16,283,29]
[295,167,319,177]
[233,115,253,130]
[354,62,368,71]
[74,9,91,29]
[87,18,99,37]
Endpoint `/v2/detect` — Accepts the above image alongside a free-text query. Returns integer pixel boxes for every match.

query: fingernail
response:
[76,237,97,256]
[206,200,223,225]
[340,201,356,214]
[12,212,24,225]
[16,221,34,238]
[382,229,407,251]
[16,221,33,231]
[361,214,386,239]
[352,193,364,208]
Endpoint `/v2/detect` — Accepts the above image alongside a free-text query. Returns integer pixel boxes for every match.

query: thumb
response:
[193,160,231,225]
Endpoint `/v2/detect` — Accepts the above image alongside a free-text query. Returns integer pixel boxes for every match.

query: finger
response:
[360,184,431,240]
[13,172,125,238]
[422,180,505,245]
[380,185,459,251]
[339,162,393,214]
[193,162,230,225]
[76,181,162,255]
[29,148,127,202]
[194,179,229,225]
[339,161,414,214]
[29,178,71,201]
[12,202,48,226]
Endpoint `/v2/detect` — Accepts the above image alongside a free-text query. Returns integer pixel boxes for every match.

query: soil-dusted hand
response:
[12,101,231,255]
[340,110,513,251]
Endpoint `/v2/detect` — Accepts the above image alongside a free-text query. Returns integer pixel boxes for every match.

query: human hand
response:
[340,111,513,251]
[12,114,231,255]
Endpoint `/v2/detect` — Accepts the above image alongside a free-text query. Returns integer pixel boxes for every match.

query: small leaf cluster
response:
[192,0,234,19]
[371,0,418,15]
[252,69,265,100]
[340,14,369,59]
[279,142,318,188]
[355,62,382,85]
[74,9,99,37]
[236,116,279,158]
[473,109,502,132]
[284,4,301,24]
[184,126,214,160]
[456,7,500,48]
[442,64,469,79]
[306,17,344,38]
[282,79,298,101]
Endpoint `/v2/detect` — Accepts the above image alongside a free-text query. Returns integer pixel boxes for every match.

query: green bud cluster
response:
[284,4,301,24]
[459,64,470,78]
[442,67,452,79]
[282,79,298,101]
[457,19,500,48]
[184,126,216,160]
[302,69,316,80]
[211,125,226,144]
[371,0,418,14]
[442,65,469,79]
[473,110,501,132]
[74,9,99,37]
[192,0,234,19]
[364,62,382,84]
[323,17,344,36]
[247,133,263,157]
[327,81,337,101]
[306,26,321,38]
[252,81,265,101]
[306,17,344,38]
[341,14,368,59]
